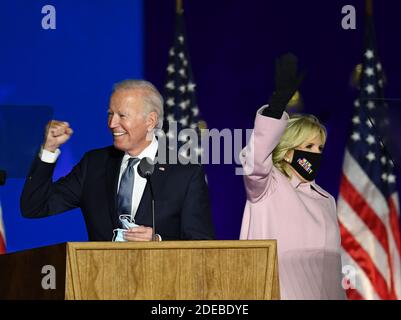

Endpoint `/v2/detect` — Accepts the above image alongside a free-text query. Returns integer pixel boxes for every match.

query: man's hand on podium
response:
[124,226,161,241]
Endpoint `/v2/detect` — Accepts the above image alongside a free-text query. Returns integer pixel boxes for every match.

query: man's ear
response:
[146,111,158,130]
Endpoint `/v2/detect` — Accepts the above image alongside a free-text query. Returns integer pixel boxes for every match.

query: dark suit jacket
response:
[20,146,215,241]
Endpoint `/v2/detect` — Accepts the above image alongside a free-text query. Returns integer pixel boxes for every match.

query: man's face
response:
[107,89,155,156]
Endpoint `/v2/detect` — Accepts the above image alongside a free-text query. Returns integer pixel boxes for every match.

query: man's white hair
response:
[112,79,164,129]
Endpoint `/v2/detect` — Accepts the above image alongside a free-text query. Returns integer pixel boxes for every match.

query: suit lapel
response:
[106,148,124,229]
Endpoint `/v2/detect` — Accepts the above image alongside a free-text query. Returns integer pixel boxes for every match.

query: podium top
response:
[65,239,277,250]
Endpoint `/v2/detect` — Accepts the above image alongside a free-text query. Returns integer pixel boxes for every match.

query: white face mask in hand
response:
[112,215,139,242]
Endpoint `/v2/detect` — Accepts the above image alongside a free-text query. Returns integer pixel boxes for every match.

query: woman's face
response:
[285,133,325,182]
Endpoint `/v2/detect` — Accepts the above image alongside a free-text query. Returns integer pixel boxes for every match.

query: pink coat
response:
[240,108,346,300]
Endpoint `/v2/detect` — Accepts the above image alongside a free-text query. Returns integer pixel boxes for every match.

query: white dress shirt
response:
[117,135,158,220]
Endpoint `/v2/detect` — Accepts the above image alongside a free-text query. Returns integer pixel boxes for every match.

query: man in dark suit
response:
[20,80,215,241]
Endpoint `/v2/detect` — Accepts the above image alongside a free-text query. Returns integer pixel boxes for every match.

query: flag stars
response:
[366,119,374,128]
[165,81,175,90]
[166,97,175,107]
[366,152,376,162]
[365,84,375,94]
[366,101,375,109]
[179,85,186,93]
[179,68,187,78]
[354,100,360,108]
[366,134,376,145]
[192,107,199,116]
[179,117,189,126]
[164,26,201,137]
[376,63,382,71]
[381,156,387,165]
[351,132,361,141]
[388,174,396,184]
[382,172,396,184]
[365,67,375,77]
[166,114,175,122]
[187,82,196,92]
[166,130,175,139]
[365,50,374,59]
[167,64,175,74]
[179,100,189,110]
[352,116,360,124]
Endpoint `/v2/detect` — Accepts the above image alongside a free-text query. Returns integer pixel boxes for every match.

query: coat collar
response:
[106,147,125,229]
[121,134,158,164]
[289,174,329,199]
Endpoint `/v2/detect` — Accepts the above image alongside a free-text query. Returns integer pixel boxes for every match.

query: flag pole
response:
[366,0,373,16]
[176,0,183,14]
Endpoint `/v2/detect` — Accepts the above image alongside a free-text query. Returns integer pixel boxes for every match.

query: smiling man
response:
[20,80,215,241]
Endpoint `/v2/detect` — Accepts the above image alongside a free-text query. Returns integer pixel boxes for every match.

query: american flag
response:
[163,8,204,161]
[0,202,6,254]
[337,14,401,299]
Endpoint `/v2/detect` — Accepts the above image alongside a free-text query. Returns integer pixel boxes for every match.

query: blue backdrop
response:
[1,0,400,252]
[0,0,143,252]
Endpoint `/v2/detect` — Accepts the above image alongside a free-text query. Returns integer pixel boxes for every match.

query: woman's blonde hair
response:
[273,114,327,178]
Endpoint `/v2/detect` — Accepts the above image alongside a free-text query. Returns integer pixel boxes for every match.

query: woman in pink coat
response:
[240,53,346,300]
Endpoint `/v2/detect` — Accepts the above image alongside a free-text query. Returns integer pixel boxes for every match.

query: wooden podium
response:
[0,240,280,300]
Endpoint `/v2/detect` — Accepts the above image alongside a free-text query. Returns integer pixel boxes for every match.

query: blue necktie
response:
[117,157,140,221]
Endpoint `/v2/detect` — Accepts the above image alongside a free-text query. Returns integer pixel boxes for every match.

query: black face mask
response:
[289,149,322,182]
